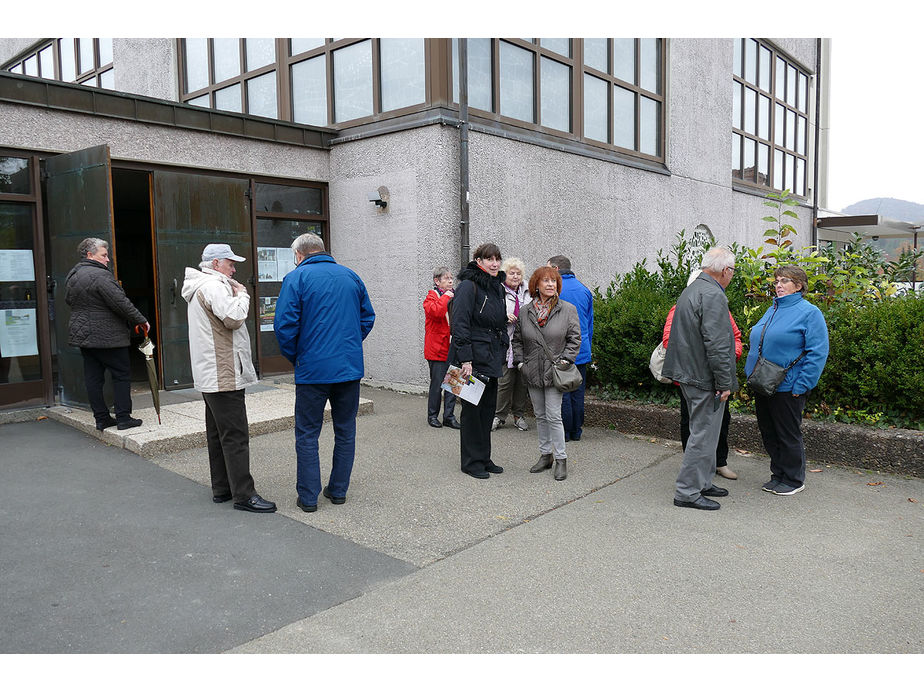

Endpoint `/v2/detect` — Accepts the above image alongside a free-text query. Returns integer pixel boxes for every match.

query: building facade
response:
[0,37,829,409]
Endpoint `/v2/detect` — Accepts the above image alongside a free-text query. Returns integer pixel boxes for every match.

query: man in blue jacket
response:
[549,255,594,441]
[274,233,375,513]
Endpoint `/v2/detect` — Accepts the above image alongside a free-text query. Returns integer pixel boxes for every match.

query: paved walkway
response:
[2,385,921,657]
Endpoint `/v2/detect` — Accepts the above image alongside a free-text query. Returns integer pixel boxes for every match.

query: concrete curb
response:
[585,397,924,478]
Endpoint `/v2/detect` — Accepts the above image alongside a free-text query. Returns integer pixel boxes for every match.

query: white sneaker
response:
[491,417,503,431]
[514,416,529,431]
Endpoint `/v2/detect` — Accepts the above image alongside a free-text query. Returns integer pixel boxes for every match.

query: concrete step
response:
[41,381,373,459]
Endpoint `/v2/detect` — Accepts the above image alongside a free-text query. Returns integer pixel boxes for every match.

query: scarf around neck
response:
[534,295,558,326]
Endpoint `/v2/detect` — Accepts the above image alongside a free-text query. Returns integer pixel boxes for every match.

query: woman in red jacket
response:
[423,266,460,429]
[663,271,743,480]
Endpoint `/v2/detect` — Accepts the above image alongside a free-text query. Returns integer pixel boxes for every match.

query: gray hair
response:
[77,237,108,259]
[548,255,572,273]
[700,247,735,273]
[433,266,451,280]
[291,233,325,256]
[501,257,526,276]
[198,259,214,271]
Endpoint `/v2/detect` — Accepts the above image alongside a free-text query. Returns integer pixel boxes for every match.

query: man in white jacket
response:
[181,243,276,513]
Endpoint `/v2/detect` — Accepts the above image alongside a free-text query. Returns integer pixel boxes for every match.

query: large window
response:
[2,39,114,88]
[451,38,665,161]
[732,39,810,196]
[180,38,427,125]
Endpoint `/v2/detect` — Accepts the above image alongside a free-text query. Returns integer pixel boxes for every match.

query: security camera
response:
[368,186,389,209]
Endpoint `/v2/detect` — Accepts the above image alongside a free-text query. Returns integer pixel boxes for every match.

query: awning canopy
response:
[817,214,921,243]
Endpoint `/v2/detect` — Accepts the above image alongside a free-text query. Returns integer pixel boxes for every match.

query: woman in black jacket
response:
[448,242,508,479]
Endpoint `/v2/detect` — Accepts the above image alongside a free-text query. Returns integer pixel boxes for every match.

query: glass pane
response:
[247,71,277,118]
[583,38,607,73]
[540,57,570,132]
[60,39,76,82]
[743,137,756,182]
[0,203,42,384]
[786,109,795,150]
[24,55,38,77]
[291,55,328,126]
[799,72,808,111]
[39,46,55,78]
[774,103,784,146]
[797,115,807,155]
[99,69,114,90]
[540,38,570,57]
[758,45,771,92]
[583,73,608,142]
[733,38,742,78]
[773,149,784,189]
[758,94,770,140]
[744,87,756,135]
[78,38,95,73]
[98,38,113,66]
[255,183,323,215]
[758,142,770,186]
[333,40,373,122]
[795,157,805,196]
[187,94,210,107]
[786,64,797,106]
[184,38,210,92]
[613,84,634,149]
[0,157,31,194]
[745,39,757,83]
[732,132,742,176]
[213,38,241,83]
[380,38,426,112]
[214,83,242,112]
[452,38,493,111]
[785,153,795,191]
[79,76,99,87]
[640,38,659,93]
[291,38,325,55]
[732,82,741,129]
[775,56,785,97]
[612,38,634,83]
[499,40,534,123]
[245,38,276,71]
[9,63,22,74]
[640,96,659,156]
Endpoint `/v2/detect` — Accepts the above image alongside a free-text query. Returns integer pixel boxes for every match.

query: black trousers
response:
[680,392,731,467]
[754,391,807,488]
[427,359,457,420]
[203,390,256,502]
[80,346,132,424]
[460,376,498,475]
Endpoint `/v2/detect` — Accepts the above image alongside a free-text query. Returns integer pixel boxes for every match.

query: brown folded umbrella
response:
[136,325,161,425]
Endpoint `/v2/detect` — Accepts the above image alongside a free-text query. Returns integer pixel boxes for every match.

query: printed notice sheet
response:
[0,308,38,357]
[441,364,485,405]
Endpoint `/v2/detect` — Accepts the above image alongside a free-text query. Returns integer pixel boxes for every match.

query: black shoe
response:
[484,462,504,474]
[233,494,277,513]
[212,492,233,503]
[322,486,346,504]
[673,496,721,510]
[296,498,317,513]
[428,416,442,428]
[116,417,143,430]
[95,417,118,431]
[570,431,582,441]
[701,485,729,497]
[443,417,462,429]
[463,469,490,479]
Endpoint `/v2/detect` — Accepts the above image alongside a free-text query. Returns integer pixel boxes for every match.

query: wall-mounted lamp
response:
[369,186,389,210]
[871,235,879,241]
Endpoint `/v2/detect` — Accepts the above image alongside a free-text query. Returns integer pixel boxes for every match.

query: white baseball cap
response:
[202,243,246,262]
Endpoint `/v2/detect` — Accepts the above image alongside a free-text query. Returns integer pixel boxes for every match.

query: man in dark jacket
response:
[549,255,594,441]
[65,237,148,431]
[661,247,738,510]
[274,233,375,513]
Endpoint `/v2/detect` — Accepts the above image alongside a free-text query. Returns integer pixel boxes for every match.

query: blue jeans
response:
[295,380,361,504]
[560,363,587,439]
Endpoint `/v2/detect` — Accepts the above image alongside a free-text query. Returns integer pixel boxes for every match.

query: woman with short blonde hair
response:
[493,257,532,432]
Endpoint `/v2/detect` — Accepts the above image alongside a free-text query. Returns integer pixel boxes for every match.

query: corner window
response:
[2,38,114,88]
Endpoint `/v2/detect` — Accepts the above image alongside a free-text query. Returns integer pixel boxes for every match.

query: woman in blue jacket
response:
[744,265,829,496]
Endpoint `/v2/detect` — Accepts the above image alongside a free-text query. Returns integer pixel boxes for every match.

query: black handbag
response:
[533,322,582,393]
[747,304,806,397]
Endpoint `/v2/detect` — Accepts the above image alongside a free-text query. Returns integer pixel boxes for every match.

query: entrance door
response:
[45,144,115,407]
[153,171,253,390]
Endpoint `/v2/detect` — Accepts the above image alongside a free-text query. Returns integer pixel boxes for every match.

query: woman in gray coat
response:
[513,266,581,480]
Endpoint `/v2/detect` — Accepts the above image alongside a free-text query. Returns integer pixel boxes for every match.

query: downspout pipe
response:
[458,38,471,265]
[811,37,822,247]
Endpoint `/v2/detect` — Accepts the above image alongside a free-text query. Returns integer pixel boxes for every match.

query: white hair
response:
[291,233,325,256]
[700,247,735,272]
[501,257,526,275]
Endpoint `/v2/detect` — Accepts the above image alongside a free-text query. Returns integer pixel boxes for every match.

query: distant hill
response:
[842,198,924,223]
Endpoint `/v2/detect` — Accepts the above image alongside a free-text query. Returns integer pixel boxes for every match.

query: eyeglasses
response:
[724,266,736,273]
[773,277,794,285]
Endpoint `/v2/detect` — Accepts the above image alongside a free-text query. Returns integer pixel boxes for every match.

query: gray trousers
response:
[675,383,725,502]
[528,385,566,459]
[495,363,530,420]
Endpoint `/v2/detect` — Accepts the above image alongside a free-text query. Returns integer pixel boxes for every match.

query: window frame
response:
[2,39,114,88]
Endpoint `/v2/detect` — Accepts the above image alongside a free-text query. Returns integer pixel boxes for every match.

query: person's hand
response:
[718,389,731,402]
[507,312,517,323]
[228,278,244,295]
[142,321,150,334]
[461,362,473,379]
[446,289,454,298]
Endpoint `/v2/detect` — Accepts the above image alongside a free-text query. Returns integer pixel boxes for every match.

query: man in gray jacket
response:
[661,247,738,510]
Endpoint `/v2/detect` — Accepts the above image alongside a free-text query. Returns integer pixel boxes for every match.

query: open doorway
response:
[111,169,157,386]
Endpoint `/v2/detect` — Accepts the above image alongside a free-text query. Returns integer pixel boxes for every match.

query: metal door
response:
[153,171,254,390]
[45,144,115,406]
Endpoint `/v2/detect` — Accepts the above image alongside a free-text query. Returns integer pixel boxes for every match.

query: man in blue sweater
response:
[548,255,594,441]
[274,233,375,513]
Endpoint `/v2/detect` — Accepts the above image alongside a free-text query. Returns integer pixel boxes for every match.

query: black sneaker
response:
[95,417,118,431]
[116,417,143,430]
[484,462,504,474]
[761,480,781,493]
[772,483,805,496]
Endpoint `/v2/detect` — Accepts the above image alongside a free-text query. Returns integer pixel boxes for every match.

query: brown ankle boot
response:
[553,458,567,481]
[530,454,553,473]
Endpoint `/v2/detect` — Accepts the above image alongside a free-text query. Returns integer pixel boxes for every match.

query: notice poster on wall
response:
[257,247,278,282]
[276,247,296,280]
[0,249,35,282]
[0,308,38,357]
[258,296,277,332]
